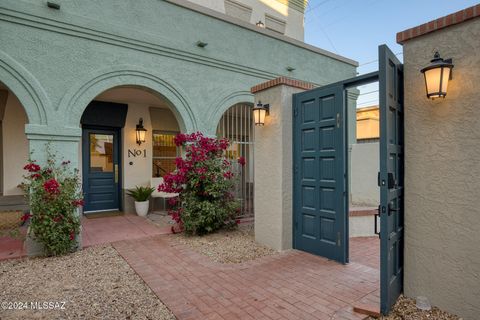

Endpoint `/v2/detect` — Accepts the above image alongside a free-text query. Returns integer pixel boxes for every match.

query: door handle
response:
[375,208,380,239]
[388,202,398,215]
[114,164,118,183]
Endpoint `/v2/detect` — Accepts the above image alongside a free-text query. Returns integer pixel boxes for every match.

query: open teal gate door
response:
[379,44,405,314]
[293,85,348,264]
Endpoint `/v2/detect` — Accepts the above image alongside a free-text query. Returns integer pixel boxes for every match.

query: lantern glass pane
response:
[425,67,442,97]
[441,67,451,94]
[253,109,261,125]
[259,109,266,125]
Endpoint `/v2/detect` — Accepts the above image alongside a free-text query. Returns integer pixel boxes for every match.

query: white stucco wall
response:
[402,18,480,320]
[350,142,379,206]
[254,84,303,250]
[186,0,305,40]
[1,91,28,195]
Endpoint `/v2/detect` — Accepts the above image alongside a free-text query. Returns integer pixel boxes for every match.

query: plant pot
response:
[134,200,150,217]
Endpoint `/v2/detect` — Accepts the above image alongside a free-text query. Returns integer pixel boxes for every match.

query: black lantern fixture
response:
[421,52,454,99]
[135,118,147,145]
[253,101,270,126]
[256,20,265,28]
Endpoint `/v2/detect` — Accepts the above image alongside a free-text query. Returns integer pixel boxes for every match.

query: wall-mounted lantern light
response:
[421,51,454,99]
[136,118,147,145]
[253,101,270,126]
[256,20,265,28]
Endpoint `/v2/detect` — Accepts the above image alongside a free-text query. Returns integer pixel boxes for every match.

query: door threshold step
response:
[353,303,381,318]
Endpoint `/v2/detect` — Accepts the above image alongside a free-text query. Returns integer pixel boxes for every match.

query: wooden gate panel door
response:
[293,86,347,264]
[379,44,405,314]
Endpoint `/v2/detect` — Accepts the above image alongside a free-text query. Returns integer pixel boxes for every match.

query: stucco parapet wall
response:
[251,77,315,93]
[165,0,357,66]
[397,3,480,44]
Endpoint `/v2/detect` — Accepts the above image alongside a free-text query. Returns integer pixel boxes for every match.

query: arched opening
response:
[216,103,255,218]
[0,82,29,202]
[79,86,182,215]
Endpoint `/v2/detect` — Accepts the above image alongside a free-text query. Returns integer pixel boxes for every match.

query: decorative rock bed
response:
[0,246,175,320]
[172,224,276,264]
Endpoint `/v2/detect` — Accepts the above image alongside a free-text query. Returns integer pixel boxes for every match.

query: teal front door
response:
[293,85,347,264]
[82,128,121,213]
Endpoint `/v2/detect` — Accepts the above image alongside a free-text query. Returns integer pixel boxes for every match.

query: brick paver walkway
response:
[114,236,380,320]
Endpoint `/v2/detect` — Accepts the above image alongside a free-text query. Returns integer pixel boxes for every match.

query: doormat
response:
[84,211,124,219]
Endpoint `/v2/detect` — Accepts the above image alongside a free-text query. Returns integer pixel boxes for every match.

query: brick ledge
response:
[251,77,315,94]
[397,4,480,44]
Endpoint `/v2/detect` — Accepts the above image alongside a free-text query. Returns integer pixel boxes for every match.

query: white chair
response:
[151,177,179,213]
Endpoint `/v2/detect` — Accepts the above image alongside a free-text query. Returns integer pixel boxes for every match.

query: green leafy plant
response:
[159,132,242,235]
[126,186,155,202]
[20,147,82,256]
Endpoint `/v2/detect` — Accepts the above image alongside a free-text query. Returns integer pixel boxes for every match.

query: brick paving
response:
[114,236,380,320]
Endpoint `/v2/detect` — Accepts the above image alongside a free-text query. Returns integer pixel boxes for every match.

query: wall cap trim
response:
[397,4,480,44]
[251,77,315,93]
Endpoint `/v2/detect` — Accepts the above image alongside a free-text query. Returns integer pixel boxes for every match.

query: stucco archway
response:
[58,66,196,133]
[0,50,49,125]
[205,90,254,136]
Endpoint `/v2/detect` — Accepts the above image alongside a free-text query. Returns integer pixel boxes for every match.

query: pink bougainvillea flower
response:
[43,178,60,194]
[237,156,246,166]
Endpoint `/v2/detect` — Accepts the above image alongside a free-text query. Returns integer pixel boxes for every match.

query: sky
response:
[304,0,479,107]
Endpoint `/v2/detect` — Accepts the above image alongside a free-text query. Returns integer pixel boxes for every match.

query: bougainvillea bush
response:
[21,150,83,256]
[159,132,244,235]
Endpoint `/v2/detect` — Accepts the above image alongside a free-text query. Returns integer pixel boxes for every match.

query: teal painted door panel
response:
[82,128,121,213]
[293,85,347,264]
[379,44,405,314]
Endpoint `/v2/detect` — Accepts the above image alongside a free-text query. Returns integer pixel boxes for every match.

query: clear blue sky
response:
[304,0,479,107]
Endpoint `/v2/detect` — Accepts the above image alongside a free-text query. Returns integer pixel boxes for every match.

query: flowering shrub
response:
[159,132,244,235]
[21,151,82,256]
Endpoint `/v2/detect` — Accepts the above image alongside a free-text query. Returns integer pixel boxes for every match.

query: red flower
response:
[72,199,84,207]
[53,215,63,223]
[223,171,234,179]
[31,173,42,180]
[69,231,75,241]
[24,163,41,172]
[43,178,60,194]
[20,213,31,222]
[237,156,246,166]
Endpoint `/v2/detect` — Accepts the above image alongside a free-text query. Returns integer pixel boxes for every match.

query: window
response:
[152,131,179,178]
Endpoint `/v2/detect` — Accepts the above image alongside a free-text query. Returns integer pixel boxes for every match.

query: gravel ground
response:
[0,246,175,320]
[370,296,461,320]
[173,224,276,263]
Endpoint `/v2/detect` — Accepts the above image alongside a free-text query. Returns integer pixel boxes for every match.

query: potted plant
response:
[126,186,155,217]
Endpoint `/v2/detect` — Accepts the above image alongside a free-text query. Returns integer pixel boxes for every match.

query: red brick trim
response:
[251,77,315,94]
[397,4,480,44]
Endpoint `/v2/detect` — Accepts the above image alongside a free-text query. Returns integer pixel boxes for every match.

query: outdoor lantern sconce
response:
[256,20,265,28]
[253,101,270,126]
[135,118,147,145]
[421,51,454,99]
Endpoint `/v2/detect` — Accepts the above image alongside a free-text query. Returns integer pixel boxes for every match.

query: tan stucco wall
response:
[350,142,379,206]
[402,18,480,319]
[1,91,28,195]
[254,84,303,250]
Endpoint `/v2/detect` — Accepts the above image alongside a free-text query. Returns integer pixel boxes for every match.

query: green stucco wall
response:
[0,0,356,167]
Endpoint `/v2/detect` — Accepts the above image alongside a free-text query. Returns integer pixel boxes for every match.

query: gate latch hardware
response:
[388,202,398,215]
[375,207,380,239]
[388,172,397,189]
[377,172,386,187]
